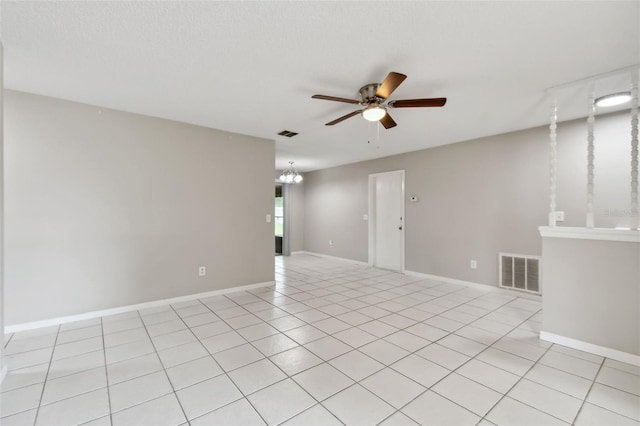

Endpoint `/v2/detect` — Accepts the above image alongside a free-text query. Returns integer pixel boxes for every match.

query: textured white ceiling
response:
[2,1,639,172]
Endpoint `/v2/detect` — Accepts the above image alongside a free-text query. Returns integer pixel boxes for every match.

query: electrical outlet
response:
[470,260,477,269]
[555,211,565,222]
[198,266,206,276]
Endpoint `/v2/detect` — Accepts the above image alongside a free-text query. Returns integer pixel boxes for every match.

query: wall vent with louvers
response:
[499,253,542,295]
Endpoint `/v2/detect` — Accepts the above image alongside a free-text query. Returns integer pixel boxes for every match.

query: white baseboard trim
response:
[404,270,542,302]
[404,270,493,292]
[291,251,369,267]
[5,280,275,334]
[0,364,7,384]
[540,331,640,367]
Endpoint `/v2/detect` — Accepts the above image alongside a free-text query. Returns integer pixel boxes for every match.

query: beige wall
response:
[541,236,640,355]
[288,181,305,252]
[302,111,632,287]
[5,91,275,325]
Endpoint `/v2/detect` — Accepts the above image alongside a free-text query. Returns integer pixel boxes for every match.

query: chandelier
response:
[279,161,303,184]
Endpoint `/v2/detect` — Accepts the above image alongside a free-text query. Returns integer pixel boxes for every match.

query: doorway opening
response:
[275,183,292,256]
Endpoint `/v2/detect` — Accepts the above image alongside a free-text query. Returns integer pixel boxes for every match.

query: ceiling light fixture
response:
[362,106,386,122]
[279,161,303,184]
[595,92,632,108]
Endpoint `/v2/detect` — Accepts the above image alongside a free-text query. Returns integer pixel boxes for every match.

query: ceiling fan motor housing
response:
[359,83,383,105]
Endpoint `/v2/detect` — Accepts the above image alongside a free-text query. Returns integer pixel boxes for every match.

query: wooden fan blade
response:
[376,72,407,99]
[380,112,397,129]
[312,94,361,104]
[389,98,447,108]
[326,110,363,126]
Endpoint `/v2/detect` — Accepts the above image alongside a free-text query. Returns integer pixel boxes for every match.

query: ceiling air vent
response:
[278,130,298,138]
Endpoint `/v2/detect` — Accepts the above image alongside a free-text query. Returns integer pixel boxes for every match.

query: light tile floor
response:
[2,254,639,425]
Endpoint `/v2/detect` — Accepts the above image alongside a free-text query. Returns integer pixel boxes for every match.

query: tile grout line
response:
[167,300,273,426]
[350,276,537,421]
[4,330,144,420]
[31,324,61,426]
[571,356,605,424]
[372,291,540,425]
[99,316,113,426]
[480,314,629,423]
[3,332,14,350]
[212,289,359,425]
[205,295,351,426]
[135,308,192,424]
[477,343,556,424]
[577,382,640,422]
[424,305,570,424]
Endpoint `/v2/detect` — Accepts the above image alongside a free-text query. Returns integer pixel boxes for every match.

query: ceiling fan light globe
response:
[294,174,303,183]
[362,107,386,122]
[279,173,287,182]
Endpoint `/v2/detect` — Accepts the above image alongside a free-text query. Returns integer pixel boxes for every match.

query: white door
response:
[369,170,404,272]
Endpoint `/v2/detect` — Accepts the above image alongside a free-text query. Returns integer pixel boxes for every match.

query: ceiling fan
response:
[312,72,447,129]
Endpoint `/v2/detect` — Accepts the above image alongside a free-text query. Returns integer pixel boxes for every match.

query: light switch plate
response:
[555,211,565,221]
[266,214,272,223]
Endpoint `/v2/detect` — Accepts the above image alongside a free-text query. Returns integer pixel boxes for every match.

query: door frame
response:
[368,170,405,272]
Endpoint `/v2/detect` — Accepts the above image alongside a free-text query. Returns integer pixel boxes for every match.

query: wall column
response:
[630,76,639,230]
[586,91,596,228]
[548,99,558,227]
[0,39,6,383]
